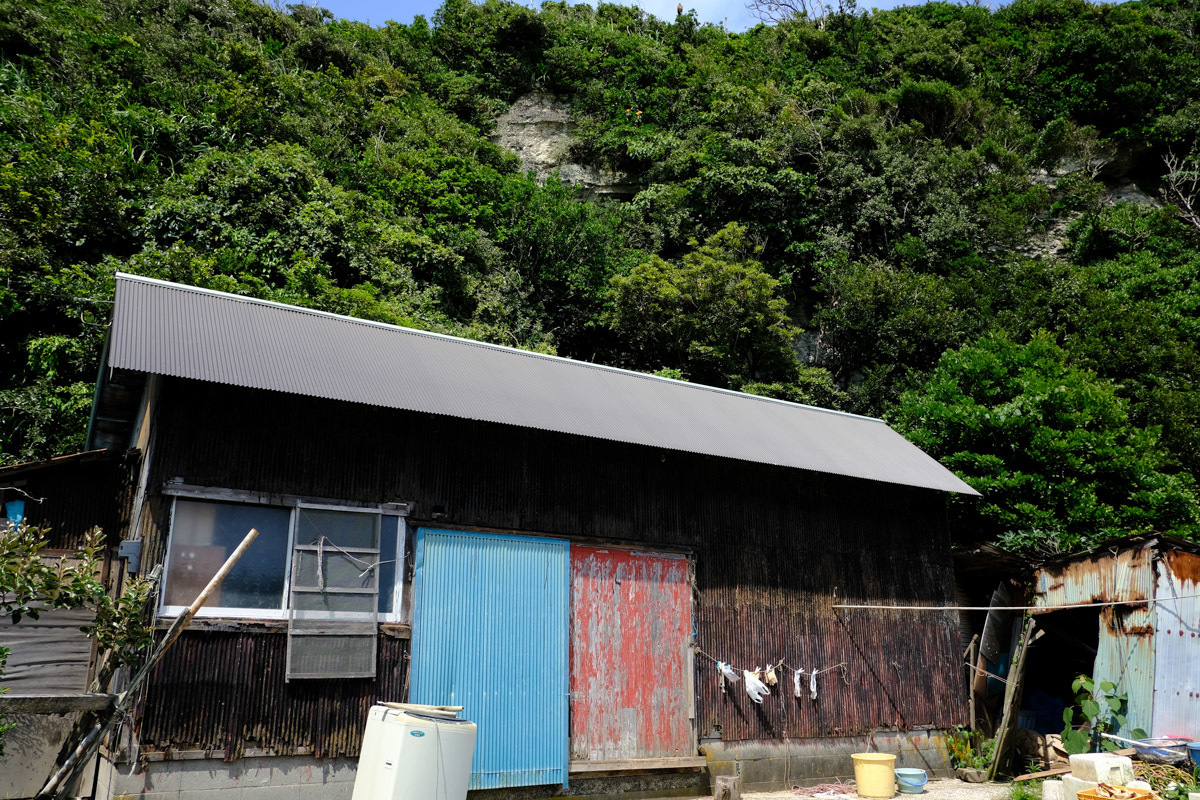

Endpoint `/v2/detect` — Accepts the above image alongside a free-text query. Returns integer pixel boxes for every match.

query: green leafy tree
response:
[895,333,1200,555]
[605,222,801,389]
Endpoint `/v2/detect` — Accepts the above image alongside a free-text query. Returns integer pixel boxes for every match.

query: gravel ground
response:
[741,779,1014,800]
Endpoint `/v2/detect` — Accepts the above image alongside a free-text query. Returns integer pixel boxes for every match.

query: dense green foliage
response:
[896,334,1200,555]
[4,0,1200,554]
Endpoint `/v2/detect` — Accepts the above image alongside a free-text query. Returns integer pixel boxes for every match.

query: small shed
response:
[20,272,982,800]
[1027,535,1200,739]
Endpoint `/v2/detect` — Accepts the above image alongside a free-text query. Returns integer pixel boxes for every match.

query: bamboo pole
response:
[36,528,260,800]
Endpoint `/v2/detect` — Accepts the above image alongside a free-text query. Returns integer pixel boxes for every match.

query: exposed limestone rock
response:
[1019,168,1162,260]
[492,92,638,199]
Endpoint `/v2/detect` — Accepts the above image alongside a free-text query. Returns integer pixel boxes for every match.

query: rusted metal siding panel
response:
[1034,542,1158,738]
[1152,550,1200,736]
[1034,543,1157,610]
[1095,605,1156,737]
[570,546,692,760]
[136,631,408,760]
[131,380,964,755]
[0,450,137,549]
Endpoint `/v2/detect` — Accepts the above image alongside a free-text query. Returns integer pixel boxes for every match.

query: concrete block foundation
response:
[700,729,954,795]
[95,730,952,800]
[97,755,358,800]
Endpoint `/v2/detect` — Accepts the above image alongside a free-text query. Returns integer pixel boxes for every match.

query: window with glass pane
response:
[163,500,291,610]
[377,516,400,615]
[287,508,380,679]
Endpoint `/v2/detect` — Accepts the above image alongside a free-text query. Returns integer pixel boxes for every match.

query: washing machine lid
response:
[404,710,473,725]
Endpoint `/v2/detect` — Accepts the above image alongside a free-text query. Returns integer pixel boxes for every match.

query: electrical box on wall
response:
[118,539,142,574]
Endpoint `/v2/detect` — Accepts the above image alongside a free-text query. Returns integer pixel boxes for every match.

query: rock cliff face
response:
[492,93,638,199]
[1018,157,1161,261]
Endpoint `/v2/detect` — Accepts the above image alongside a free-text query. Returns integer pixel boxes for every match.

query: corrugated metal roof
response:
[106,273,978,495]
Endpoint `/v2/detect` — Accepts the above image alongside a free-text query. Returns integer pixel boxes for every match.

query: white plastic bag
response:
[793,668,804,698]
[744,669,770,704]
[717,661,740,683]
[809,669,818,700]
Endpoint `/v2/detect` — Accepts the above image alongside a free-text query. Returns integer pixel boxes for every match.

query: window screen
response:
[287,508,380,679]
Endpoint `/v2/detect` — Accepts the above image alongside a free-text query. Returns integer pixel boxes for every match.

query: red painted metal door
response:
[569,546,693,761]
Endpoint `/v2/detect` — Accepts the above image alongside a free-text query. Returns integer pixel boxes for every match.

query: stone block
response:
[956,768,987,783]
[1064,773,1099,800]
[178,789,245,800]
[176,761,250,791]
[111,764,182,796]
[714,774,742,800]
[1043,780,1065,800]
[737,756,789,792]
[1069,754,1135,785]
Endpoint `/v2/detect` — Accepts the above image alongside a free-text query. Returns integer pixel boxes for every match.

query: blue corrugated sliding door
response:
[411,529,570,789]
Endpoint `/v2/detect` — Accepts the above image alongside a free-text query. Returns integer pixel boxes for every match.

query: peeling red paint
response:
[570,546,692,760]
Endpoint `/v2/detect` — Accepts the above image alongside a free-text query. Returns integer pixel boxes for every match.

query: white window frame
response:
[158,487,408,623]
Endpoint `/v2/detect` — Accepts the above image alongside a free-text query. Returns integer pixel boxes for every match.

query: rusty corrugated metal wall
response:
[1152,549,1200,735]
[1035,541,1158,737]
[132,379,964,756]
[136,630,408,760]
[0,450,138,549]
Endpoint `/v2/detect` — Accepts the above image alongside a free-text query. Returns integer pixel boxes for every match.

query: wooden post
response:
[36,528,260,800]
[965,635,979,732]
[987,615,1034,781]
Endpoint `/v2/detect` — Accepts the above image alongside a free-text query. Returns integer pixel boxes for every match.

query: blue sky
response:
[317,0,921,34]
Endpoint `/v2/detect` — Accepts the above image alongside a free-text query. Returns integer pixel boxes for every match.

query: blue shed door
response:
[410,529,569,789]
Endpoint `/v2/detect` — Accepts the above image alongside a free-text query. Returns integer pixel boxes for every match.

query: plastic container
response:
[1131,737,1193,765]
[895,768,928,794]
[1188,741,1200,767]
[1076,788,1153,800]
[852,753,897,799]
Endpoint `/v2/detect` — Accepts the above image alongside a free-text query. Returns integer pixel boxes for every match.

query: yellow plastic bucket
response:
[852,752,897,799]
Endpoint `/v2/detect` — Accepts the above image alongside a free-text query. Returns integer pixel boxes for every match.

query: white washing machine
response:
[352,703,477,800]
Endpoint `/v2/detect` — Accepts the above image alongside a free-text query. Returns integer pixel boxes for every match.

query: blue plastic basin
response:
[895,768,928,794]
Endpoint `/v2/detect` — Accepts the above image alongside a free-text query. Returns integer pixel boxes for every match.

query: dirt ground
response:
[741,778,1014,800]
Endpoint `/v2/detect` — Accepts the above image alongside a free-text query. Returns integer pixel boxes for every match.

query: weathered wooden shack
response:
[57,272,975,799]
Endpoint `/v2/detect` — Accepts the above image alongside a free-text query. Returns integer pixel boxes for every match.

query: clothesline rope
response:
[832,593,1200,612]
[695,647,848,682]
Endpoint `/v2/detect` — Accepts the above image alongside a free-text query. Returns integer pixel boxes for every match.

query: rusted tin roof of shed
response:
[106,273,978,495]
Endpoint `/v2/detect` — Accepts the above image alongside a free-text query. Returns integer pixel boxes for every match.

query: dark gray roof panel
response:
[108,273,978,495]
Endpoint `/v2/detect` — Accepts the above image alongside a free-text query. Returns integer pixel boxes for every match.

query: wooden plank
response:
[0,694,116,714]
[988,615,1034,781]
[569,757,707,773]
[1014,765,1072,781]
[139,746,315,762]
